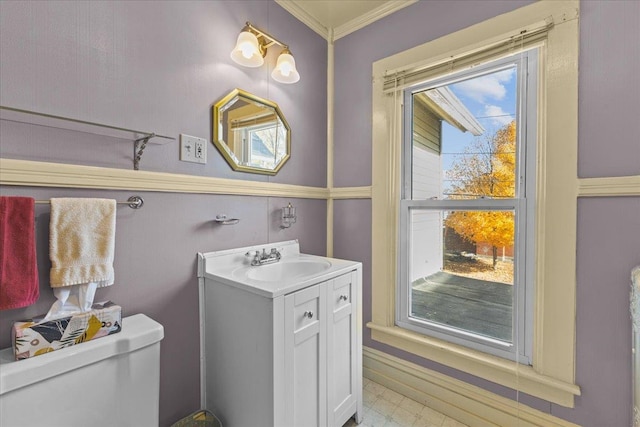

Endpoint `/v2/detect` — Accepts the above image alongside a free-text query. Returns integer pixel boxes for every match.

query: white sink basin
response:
[235,260,332,283]
[199,240,361,298]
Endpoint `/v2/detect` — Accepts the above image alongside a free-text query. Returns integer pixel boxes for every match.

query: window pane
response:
[409,209,515,343]
[248,123,287,170]
[411,66,518,201]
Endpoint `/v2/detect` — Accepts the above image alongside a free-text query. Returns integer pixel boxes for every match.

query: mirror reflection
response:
[212,89,290,175]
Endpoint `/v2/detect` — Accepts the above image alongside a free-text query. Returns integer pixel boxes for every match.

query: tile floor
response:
[343,378,469,427]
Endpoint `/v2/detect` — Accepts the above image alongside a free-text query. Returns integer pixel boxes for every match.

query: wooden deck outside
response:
[411,271,512,342]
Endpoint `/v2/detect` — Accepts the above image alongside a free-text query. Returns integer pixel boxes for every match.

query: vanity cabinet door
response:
[328,272,358,427]
[284,282,328,427]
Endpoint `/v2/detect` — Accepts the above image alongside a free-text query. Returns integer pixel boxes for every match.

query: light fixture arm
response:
[245,21,289,51]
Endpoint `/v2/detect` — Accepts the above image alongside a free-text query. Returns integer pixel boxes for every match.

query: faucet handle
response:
[270,247,282,260]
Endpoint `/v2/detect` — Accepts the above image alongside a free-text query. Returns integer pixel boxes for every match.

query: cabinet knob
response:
[339,295,348,301]
[303,311,314,319]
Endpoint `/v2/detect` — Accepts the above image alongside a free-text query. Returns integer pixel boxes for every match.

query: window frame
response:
[369,0,581,407]
[397,53,538,364]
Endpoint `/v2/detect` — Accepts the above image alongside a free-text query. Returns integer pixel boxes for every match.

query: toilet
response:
[0,314,164,427]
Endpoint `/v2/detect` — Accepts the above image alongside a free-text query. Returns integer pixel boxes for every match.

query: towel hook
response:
[214,214,239,225]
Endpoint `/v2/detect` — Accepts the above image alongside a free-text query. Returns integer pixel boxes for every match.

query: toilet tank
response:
[0,314,164,427]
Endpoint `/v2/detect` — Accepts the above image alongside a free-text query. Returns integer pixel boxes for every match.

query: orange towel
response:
[0,196,39,310]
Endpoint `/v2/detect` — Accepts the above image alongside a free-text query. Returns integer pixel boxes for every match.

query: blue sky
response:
[440,66,517,178]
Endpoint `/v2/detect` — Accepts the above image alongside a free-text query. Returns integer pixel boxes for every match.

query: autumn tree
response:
[444,121,516,269]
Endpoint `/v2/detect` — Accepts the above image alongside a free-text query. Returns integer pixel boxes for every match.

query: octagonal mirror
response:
[212,89,290,175]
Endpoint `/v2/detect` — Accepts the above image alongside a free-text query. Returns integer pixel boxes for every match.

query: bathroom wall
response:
[3,1,638,425]
[0,1,327,425]
[332,0,640,426]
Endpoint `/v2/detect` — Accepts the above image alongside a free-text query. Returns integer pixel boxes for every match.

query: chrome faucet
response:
[246,247,282,266]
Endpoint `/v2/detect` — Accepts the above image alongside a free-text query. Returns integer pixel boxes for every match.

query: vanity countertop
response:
[198,240,361,298]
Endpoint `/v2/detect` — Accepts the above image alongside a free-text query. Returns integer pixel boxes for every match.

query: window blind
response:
[382,18,553,93]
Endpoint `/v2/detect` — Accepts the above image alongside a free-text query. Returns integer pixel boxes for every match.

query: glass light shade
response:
[271,51,300,84]
[230,31,264,67]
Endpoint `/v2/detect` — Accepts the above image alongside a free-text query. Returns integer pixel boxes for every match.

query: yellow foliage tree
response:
[445,121,516,269]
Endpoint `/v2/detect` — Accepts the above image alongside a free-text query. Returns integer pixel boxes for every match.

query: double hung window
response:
[398,51,538,362]
[371,2,580,405]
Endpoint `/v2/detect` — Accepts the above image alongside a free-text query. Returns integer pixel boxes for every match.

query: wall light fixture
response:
[230,22,300,84]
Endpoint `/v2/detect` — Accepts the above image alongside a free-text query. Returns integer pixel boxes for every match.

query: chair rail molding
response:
[0,158,328,199]
[578,175,640,197]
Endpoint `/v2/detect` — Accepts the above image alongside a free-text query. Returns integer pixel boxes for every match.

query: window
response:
[233,121,288,170]
[369,0,581,407]
[398,53,537,363]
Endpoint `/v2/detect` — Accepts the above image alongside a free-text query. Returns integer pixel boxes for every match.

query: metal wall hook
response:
[214,214,240,225]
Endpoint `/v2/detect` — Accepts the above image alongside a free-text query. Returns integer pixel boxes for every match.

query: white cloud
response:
[453,68,515,103]
[484,105,513,126]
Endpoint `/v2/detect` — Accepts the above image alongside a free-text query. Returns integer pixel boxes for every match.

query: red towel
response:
[0,196,39,310]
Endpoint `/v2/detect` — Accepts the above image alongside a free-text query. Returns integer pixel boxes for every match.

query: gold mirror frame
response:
[212,89,291,175]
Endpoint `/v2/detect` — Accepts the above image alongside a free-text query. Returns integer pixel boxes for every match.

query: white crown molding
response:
[275,0,330,40]
[578,175,640,197]
[275,0,417,41]
[333,0,418,40]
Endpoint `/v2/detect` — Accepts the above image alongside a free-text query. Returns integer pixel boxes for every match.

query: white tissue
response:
[43,282,99,321]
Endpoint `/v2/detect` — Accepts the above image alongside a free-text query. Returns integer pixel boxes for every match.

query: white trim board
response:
[363,347,580,427]
[578,175,640,197]
[0,158,329,199]
[329,186,372,199]
[2,158,635,200]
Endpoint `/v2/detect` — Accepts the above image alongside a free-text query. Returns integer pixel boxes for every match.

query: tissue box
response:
[11,301,122,360]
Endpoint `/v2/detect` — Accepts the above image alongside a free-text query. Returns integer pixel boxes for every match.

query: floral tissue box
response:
[11,301,122,360]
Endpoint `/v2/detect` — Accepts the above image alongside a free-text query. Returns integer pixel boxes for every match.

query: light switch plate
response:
[180,134,207,164]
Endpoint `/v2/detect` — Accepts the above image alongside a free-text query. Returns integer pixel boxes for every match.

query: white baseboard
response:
[363,347,580,427]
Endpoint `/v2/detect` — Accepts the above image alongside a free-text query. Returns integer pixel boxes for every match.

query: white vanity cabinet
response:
[285,272,360,427]
[198,241,362,427]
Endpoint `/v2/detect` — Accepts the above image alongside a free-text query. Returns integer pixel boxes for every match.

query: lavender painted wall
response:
[577,0,640,179]
[0,0,327,187]
[0,1,327,425]
[2,0,638,425]
[332,0,640,425]
[553,197,640,425]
